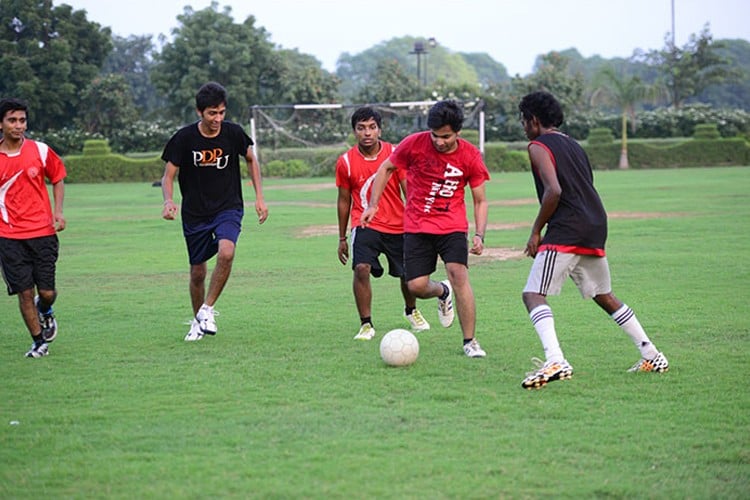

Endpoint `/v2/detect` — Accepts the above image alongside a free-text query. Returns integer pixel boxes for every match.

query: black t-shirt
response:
[161,121,253,223]
[531,132,608,250]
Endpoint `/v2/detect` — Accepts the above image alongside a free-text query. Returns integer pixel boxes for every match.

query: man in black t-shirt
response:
[517,91,668,389]
[161,82,268,341]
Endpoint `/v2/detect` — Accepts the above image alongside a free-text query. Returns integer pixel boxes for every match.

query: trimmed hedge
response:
[585,138,749,169]
[64,153,163,183]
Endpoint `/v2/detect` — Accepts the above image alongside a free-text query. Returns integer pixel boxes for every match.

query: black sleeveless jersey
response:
[161,121,252,223]
[530,132,607,252]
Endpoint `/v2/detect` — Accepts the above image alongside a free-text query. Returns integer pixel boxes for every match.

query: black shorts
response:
[403,232,468,282]
[182,209,243,265]
[351,227,405,279]
[0,235,59,295]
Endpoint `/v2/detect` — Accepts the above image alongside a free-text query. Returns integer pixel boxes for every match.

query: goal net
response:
[248,100,486,166]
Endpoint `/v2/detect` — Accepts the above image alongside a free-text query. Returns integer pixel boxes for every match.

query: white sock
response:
[611,304,658,359]
[200,303,213,314]
[529,305,564,363]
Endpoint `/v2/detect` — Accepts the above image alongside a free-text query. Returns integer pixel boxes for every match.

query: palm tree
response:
[590,66,666,168]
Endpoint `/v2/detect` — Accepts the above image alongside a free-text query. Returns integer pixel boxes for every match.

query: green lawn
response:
[1,167,748,498]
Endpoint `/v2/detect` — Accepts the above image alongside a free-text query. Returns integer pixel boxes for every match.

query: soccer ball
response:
[380,329,419,366]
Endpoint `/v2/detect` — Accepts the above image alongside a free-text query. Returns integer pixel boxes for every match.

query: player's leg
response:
[382,232,429,332]
[350,228,382,340]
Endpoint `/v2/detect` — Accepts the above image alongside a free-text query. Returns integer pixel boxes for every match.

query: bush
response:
[64,152,163,183]
[484,143,530,172]
[263,159,312,178]
[587,128,615,145]
[82,139,112,155]
[585,138,749,169]
[258,146,345,177]
[692,123,721,140]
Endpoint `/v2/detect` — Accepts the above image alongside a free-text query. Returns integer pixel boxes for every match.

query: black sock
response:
[360,317,372,326]
[404,306,415,315]
[439,283,449,301]
[463,338,474,345]
[32,332,44,345]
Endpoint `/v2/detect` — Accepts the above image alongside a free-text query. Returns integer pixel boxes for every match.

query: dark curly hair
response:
[518,91,564,128]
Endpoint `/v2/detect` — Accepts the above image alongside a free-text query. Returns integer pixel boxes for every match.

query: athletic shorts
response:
[523,249,612,299]
[0,235,59,295]
[182,209,243,265]
[403,232,468,282]
[351,226,404,279]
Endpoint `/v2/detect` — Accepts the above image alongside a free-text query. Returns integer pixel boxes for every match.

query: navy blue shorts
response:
[351,226,404,279]
[182,209,243,265]
[403,232,468,282]
[0,235,59,295]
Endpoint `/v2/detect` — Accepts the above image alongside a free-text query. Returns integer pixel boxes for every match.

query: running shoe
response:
[628,352,669,373]
[35,295,58,343]
[354,323,375,340]
[26,342,49,358]
[437,280,454,327]
[405,309,430,332]
[521,358,573,389]
[463,338,486,358]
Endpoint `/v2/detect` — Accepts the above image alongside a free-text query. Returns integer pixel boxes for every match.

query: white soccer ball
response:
[380,328,419,366]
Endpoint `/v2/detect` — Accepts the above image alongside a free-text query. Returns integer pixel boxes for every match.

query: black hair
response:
[195,82,227,111]
[427,100,463,132]
[518,91,564,128]
[0,97,28,121]
[350,106,382,129]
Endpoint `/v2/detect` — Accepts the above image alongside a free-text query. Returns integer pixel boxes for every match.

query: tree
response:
[644,25,735,108]
[356,59,421,104]
[514,52,586,115]
[152,2,279,123]
[590,66,667,168]
[103,35,161,114]
[76,74,138,138]
[0,0,112,130]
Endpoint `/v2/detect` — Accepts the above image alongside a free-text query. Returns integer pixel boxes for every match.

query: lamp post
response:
[410,41,427,87]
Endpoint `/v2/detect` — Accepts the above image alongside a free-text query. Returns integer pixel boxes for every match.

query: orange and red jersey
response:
[0,139,66,239]
[335,141,406,234]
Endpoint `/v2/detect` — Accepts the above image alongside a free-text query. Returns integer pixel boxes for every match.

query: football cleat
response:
[196,306,218,335]
[35,295,58,343]
[437,280,454,328]
[628,351,669,373]
[354,323,375,340]
[184,319,204,342]
[26,342,49,358]
[521,357,573,389]
[405,309,430,332]
[463,338,486,358]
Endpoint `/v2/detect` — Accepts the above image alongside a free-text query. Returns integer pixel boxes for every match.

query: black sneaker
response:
[35,295,58,343]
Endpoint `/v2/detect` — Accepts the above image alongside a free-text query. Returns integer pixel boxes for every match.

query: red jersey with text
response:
[389,132,490,234]
[529,132,607,255]
[335,141,405,234]
[0,139,66,239]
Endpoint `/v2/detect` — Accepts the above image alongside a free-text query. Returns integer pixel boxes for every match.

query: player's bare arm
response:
[161,161,179,220]
[525,144,561,257]
[469,182,488,255]
[245,147,268,224]
[337,186,352,265]
[52,180,66,231]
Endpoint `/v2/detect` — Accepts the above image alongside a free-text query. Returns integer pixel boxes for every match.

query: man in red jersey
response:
[336,107,428,340]
[0,98,66,358]
[518,91,669,389]
[361,100,490,357]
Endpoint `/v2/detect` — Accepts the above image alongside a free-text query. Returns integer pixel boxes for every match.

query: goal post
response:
[248,100,486,160]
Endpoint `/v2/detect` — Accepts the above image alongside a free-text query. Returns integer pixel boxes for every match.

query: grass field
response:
[1,167,749,498]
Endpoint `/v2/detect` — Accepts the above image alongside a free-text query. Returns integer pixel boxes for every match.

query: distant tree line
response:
[0,1,747,155]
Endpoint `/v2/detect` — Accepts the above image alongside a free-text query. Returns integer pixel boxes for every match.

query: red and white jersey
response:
[389,132,490,234]
[335,141,406,234]
[0,139,66,239]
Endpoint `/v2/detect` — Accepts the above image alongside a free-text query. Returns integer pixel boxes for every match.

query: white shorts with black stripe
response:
[523,249,612,299]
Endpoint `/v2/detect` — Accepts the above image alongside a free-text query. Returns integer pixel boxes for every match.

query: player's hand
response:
[256,200,269,224]
[54,212,66,232]
[525,232,541,258]
[469,234,483,255]
[162,200,177,220]
[360,206,377,226]
[338,240,348,265]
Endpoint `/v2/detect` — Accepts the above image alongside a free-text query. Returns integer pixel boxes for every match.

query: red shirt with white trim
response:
[335,141,406,234]
[389,131,490,234]
[0,139,66,239]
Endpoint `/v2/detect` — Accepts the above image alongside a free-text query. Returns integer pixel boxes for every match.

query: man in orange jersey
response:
[336,107,428,340]
[0,98,66,358]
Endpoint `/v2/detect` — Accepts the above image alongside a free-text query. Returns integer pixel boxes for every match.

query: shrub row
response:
[586,138,749,169]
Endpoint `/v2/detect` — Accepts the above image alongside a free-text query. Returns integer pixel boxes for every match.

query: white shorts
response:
[523,250,612,299]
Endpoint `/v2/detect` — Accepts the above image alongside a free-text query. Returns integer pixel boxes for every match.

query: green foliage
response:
[692,123,721,139]
[64,151,162,183]
[356,58,421,103]
[82,139,112,155]
[483,143,530,172]
[27,127,103,156]
[642,26,737,108]
[152,2,280,122]
[585,137,749,169]
[77,74,138,137]
[587,127,615,144]
[262,159,312,178]
[258,146,344,177]
[103,35,162,115]
[0,1,112,130]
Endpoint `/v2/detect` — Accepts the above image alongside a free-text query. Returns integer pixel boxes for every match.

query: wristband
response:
[474,233,484,243]
[339,236,347,241]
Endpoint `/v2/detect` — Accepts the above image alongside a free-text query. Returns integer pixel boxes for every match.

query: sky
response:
[58,0,749,76]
